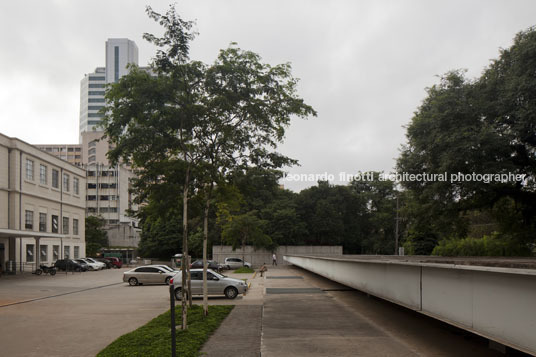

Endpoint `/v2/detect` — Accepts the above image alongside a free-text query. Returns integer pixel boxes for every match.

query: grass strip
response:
[234,266,255,273]
[98,304,234,357]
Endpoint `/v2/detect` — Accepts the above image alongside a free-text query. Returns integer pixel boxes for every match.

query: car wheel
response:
[165,276,171,285]
[224,286,238,299]
[175,287,186,301]
[128,277,139,286]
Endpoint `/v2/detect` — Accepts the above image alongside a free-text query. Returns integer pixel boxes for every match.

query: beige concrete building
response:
[0,133,86,273]
[35,144,83,166]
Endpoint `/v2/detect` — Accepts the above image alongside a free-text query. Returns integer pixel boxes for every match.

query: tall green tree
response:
[101,4,316,321]
[221,211,272,262]
[397,27,536,253]
[85,216,109,256]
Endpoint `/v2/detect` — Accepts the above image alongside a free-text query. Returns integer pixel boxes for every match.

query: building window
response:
[25,210,33,229]
[88,171,95,177]
[87,195,96,201]
[88,113,102,118]
[88,76,105,81]
[88,105,104,111]
[88,155,96,163]
[40,164,47,185]
[63,217,69,234]
[114,46,119,82]
[88,98,105,103]
[88,183,96,189]
[89,140,97,148]
[64,246,70,259]
[88,91,105,96]
[88,83,105,88]
[100,195,109,201]
[26,244,34,262]
[88,148,96,156]
[73,177,79,195]
[51,215,58,233]
[39,213,47,232]
[74,246,80,259]
[63,173,70,192]
[73,219,79,235]
[87,207,97,213]
[26,159,34,180]
[53,245,59,261]
[40,245,48,262]
[52,169,59,188]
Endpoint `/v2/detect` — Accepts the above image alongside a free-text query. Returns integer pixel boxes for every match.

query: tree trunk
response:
[202,183,213,316]
[181,165,190,330]
[187,255,192,307]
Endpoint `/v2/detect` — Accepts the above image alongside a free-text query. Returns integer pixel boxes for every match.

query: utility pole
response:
[395,195,399,255]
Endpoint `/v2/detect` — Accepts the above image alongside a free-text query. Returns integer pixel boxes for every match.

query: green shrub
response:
[234,266,255,273]
[432,232,532,256]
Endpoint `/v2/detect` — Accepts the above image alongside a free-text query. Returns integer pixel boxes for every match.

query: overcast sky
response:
[1,0,535,191]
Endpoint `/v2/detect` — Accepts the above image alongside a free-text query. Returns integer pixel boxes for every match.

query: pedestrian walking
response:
[272,253,277,266]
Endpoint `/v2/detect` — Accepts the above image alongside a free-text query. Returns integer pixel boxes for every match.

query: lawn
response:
[234,266,255,273]
[98,305,234,357]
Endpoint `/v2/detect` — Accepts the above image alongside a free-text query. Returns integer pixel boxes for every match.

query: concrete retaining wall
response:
[212,245,342,268]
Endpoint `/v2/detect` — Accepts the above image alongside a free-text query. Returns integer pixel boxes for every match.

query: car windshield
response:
[210,270,225,279]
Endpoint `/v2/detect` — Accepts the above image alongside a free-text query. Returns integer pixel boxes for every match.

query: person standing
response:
[272,253,277,266]
[259,263,267,277]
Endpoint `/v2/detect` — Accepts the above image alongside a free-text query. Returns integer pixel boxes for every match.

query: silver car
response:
[172,269,247,299]
[123,265,176,286]
[224,257,251,269]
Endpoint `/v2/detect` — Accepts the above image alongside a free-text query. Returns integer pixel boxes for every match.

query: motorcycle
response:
[35,264,57,276]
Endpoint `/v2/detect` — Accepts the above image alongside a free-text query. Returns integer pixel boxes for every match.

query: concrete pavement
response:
[201,266,503,357]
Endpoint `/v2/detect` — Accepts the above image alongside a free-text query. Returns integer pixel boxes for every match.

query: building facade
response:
[79,39,138,141]
[79,67,106,139]
[35,144,82,166]
[0,133,86,273]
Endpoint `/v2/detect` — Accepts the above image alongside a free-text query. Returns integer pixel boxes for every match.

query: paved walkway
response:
[201,267,417,357]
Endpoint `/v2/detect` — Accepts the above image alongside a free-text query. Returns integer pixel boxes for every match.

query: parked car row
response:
[54,257,122,272]
[123,264,248,300]
[122,257,252,300]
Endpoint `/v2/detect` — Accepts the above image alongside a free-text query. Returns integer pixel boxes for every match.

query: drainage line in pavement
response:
[0,282,124,308]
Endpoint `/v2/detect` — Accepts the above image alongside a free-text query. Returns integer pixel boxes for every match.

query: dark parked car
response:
[54,259,85,272]
[190,260,224,272]
[96,258,113,269]
[104,257,122,268]
[74,259,91,271]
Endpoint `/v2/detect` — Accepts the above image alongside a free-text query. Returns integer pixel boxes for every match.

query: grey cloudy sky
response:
[1,0,535,191]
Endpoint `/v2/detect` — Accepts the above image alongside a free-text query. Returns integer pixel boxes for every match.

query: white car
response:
[84,257,106,270]
[171,269,247,299]
[123,266,176,286]
[80,258,102,271]
[224,257,251,270]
